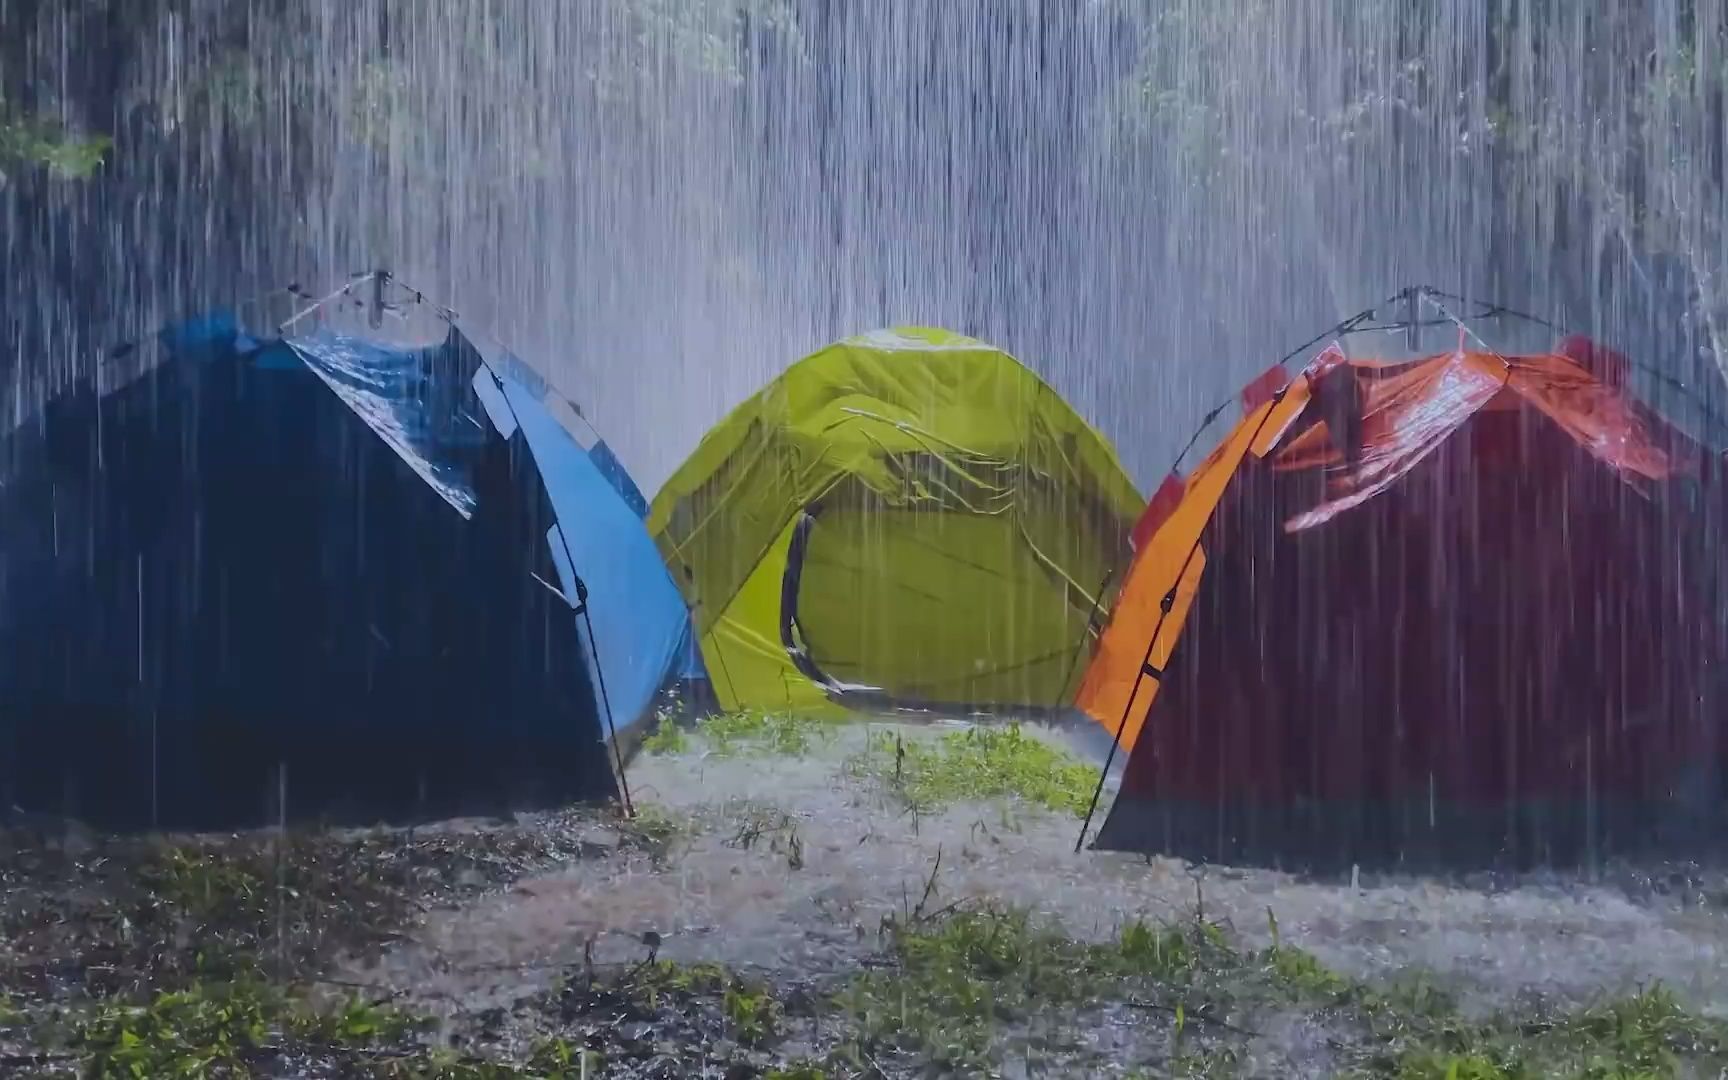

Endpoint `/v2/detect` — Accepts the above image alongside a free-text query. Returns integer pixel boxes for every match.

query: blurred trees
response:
[0,0,800,422]
[1099,0,1727,419]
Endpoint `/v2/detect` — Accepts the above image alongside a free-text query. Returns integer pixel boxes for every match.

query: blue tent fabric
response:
[480,346,651,516]
[0,310,686,830]
[587,439,651,518]
[464,331,706,691]
[487,365,691,738]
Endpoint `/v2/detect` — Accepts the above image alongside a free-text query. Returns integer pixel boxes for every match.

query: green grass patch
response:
[696,708,842,757]
[30,976,610,1078]
[0,817,621,1077]
[1351,983,1728,1080]
[39,979,437,1078]
[830,902,1728,1079]
[835,907,1240,1073]
[553,957,790,1063]
[640,712,690,755]
[854,724,1098,817]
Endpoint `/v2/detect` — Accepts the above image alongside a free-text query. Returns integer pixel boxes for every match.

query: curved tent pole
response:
[1073,282,1728,853]
[1073,385,1291,854]
[1169,284,1728,477]
[1075,287,1457,853]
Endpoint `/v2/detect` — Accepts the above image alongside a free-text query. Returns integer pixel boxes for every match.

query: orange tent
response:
[1079,335,1725,870]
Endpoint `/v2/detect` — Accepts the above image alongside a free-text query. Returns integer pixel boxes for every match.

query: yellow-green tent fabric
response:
[648,327,1143,715]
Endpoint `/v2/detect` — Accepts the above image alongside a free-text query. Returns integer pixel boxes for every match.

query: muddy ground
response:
[5,716,1728,1077]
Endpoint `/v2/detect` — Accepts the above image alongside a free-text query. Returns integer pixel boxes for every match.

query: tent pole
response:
[576,578,634,817]
[465,351,638,818]
[370,269,389,330]
[1073,567,1189,853]
[1057,563,1122,707]
[1074,387,1291,854]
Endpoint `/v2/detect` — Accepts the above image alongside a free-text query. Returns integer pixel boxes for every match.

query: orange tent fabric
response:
[1080,341,1724,869]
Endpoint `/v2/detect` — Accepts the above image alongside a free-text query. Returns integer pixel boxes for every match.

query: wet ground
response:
[6,715,1728,1076]
[337,717,1728,1074]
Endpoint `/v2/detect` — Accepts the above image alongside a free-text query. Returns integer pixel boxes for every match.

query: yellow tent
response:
[648,327,1143,715]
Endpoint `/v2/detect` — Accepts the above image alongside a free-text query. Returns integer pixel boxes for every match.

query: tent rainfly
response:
[0,302,695,830]
[649,327,1144,716]
[1079,336,1728,870]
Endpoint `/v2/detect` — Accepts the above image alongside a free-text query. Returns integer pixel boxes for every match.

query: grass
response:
[549,957,797,1069]
[17,977,586,1078]
[0,813,624,1077]
[834,905,1244,1073]
[1345,983,1728,1080]
[824,899,1728,1079]
[7,765,1725,1077]
[644,708,843,758]
[700,708,843,756]
[853,723,1099,817]
[640,710,690,755]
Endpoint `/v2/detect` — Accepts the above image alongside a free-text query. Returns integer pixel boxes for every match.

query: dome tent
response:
[1078,296,1728,871]
[649,327,1143,715]
[0,282,694,830]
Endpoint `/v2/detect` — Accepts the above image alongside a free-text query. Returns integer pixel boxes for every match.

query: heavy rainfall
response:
[4,1,1728,1077]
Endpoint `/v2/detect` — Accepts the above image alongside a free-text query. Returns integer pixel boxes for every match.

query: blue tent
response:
[474,343,708,733]
[0,308,695,830]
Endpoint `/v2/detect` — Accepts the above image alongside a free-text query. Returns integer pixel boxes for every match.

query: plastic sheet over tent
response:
[649,327,1143,715]
[1079,339,1727,870]
[0,304,690,830]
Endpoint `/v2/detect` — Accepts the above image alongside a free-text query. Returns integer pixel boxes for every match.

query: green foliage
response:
[63,981,429,1078]
[0,102,110,181]
[1116,916,1230,983]
[1263,940,1352,1000]
[591,0,804,97]
[285,994,427,1046]
[836,902,1728,1078]
[1347,982,1728,1079]
[73,982,272,1078]
[722,981,779,1046]
[856,724,1098,817]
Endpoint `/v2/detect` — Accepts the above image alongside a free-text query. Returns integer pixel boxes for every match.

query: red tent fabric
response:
[1085,342,1727,870]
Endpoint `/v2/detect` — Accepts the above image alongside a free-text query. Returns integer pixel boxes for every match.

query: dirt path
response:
[345,718,1728,1034]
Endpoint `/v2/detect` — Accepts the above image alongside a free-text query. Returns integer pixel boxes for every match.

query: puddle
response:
[343,719,1728,1026]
